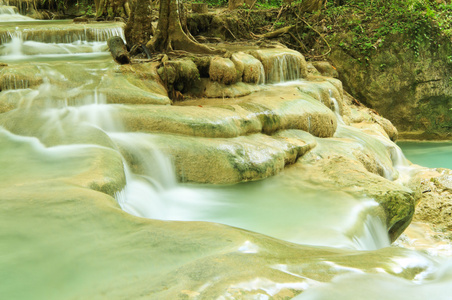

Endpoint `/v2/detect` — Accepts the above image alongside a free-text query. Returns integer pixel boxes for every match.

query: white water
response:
[0,4,34,21]
[0,5,18,15]
[353,214,390,250]
[0,21,395,251]
[329,88,344,124]
[3,9,452,299]
[266,53,303,83]
[258,62,266,84]
[293,259,452,300]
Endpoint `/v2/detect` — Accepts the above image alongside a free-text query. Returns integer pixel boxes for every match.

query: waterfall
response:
[329,89,344,124]
[389,143,410,168]
[352,215,390,250]
[3,13,448,300]
[250,49,305,84]
[1,74,29,90]
[335,125,397,180]
[266,53,302,83]
[0,23,125,45]
[0,5,18,14]
[111,133,178,219]
[258,62,265,85]
[0,3,34,21]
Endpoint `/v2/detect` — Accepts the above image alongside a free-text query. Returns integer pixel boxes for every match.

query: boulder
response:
[209,57,237,85]
[231,52,264,84]
[311,61,339,78]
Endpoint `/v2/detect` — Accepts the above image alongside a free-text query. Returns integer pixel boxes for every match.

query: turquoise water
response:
[398,141,452,169]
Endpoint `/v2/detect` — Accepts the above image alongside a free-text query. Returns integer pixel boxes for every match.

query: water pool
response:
[398,141,452,169]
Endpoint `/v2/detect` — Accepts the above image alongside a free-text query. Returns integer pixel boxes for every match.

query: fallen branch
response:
[258,25,295,39]
[269,5,287,32]
[108,36,130,64]
[246,0,259,20]
[289,31,309,53]
[224,24,238,40]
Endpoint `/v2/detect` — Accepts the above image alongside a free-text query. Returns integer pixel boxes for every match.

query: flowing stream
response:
[2,7,452,300]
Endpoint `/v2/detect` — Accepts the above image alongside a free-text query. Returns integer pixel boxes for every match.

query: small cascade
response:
[1,73,29,90]
[0,29,23,57]
[89,27,126,43]
[20,26,126,44]
[329,89,344,124]
[0,5,18,14]
[111,133,177,190]
[335,125,397,180]
[0,3,34,22]
[389,144,410,168]
[251,49,305,83]
[0,23,125,45]
[388,143,413,184]
[112,133,179,219]
[266,53,303,83]
[352,215,390,250]
[258,62,265,85]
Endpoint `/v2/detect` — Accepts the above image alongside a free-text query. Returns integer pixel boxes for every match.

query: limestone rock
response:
[231,52,264,84]
[162,59,200,93]
[116,132,313,184]
[0,65,43,90]
[408,168,452,239]
[328,32,452,138]
[200,79,262,98]
[311,61,339,78]
[100,62,170,105]
[209,57,237,85]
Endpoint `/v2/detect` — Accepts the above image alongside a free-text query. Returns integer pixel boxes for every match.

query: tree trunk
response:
[298,0,325,12]
[228,0,254,9]
[229,0,244,9]
[125,0,154,47]
[192,3,208,13]
[96,0,129,18]
[146,0,221,54]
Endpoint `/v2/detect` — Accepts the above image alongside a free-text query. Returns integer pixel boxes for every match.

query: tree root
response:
[293,11,331,58]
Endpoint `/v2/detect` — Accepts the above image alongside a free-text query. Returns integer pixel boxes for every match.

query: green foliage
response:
[197,0,282,8]
[257,0,283,8]
[75,0,94,16]
[40,0,68,12]
[202,0,228,7]
[322,0,452,61]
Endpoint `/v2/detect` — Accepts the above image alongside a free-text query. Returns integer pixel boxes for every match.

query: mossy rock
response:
[209,56,237,85]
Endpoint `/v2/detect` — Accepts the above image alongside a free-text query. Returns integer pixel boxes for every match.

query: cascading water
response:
[252,49,306,83]
[0,3,34,21]
[2,6,452,299]
[267,54,302,82]
[329,88,345,125]
[0,5,18,15]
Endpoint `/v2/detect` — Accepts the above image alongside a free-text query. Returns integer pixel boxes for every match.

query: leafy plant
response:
[321,0,451,60]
